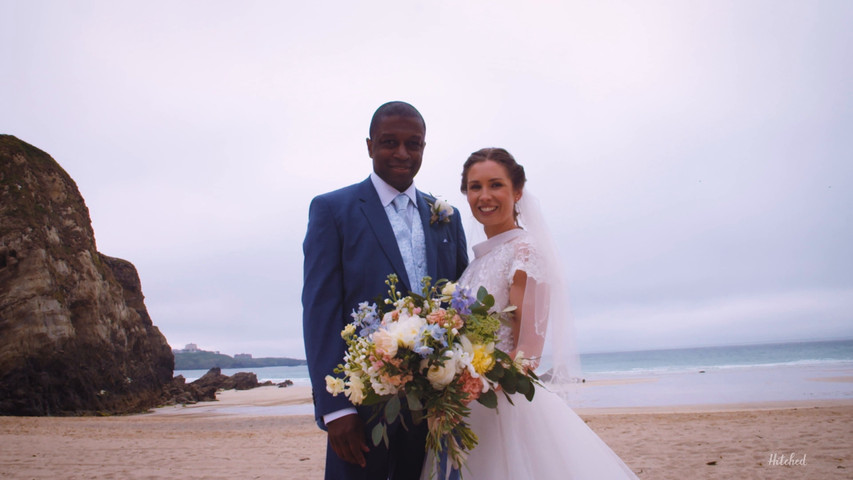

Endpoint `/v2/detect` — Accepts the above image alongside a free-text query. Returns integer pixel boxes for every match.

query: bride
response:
[427,148,639,479]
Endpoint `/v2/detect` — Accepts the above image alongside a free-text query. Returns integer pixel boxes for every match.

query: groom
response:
[302,101,468,480]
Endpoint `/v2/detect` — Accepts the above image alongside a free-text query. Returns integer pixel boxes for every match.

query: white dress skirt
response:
[456,389,639,479]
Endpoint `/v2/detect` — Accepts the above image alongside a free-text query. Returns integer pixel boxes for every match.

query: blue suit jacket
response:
[302,178,468,424]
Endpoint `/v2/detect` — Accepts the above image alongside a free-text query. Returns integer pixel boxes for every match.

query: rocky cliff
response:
[0,135,173,415]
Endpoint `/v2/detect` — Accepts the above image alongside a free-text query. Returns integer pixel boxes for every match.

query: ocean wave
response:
[585,358,853,377]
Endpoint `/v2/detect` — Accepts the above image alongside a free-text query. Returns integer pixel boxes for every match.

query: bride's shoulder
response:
[510,229,539,253]
[509,230,545,273]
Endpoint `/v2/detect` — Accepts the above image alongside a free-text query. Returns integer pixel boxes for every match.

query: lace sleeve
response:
[508,237,546,284]
[508,236,550,361]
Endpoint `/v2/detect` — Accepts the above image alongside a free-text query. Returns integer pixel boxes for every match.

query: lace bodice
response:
[458,229,545,351]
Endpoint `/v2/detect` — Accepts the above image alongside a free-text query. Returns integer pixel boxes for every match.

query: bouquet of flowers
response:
[325,274,540,475]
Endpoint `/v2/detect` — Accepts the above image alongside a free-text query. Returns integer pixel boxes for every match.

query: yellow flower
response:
[471,343,495,374]
[341,324,356,339]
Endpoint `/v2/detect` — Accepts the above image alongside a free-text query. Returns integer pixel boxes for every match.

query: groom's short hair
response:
[368,101,426,139]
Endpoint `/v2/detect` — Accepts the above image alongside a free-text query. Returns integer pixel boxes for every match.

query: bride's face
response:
[465,160,520,238]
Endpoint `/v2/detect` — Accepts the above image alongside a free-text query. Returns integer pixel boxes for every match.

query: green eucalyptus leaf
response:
[477,390,498,409]
[371,423,384,447]
[384,395,401,423]
[502,371,518,393]
[406,391,423,411]
[477,286,488,301]
[487,362,505,381]
[411,407,424,425]
[516,376,531,395]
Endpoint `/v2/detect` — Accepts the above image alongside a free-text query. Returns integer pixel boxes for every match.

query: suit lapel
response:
[358,179,411,290]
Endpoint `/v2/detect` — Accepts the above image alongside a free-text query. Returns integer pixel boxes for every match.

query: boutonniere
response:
[428,196,454,225]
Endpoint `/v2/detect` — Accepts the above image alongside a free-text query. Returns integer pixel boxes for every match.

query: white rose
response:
[426,357,458,390]
[441,282,457,297]
[389,313,425,349]
[373,329,398,357]
[436,199,453,215]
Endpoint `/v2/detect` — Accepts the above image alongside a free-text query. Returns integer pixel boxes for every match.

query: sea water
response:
[572,339,853,407]
[580,339,853,377]
[175,339,853,408]
[175,364,313,385]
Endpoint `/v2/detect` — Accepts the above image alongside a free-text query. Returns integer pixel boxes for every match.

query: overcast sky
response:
[2,1,851,357]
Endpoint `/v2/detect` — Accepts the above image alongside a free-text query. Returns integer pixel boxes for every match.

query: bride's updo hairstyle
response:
[460,147,527,194]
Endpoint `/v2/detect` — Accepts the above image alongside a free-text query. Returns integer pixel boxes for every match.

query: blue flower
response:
[413,342,434,357]
[413,324,448,358]
[423,323,448,343]
[350,302,380,337]
[451,286,475,316]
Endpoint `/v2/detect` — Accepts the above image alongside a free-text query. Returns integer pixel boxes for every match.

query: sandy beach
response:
[2,384,851,479]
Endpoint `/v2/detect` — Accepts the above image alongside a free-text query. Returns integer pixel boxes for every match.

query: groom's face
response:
[367,115,425,192]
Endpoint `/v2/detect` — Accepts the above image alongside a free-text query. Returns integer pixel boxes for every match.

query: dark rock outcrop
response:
[223,371,260,391]
[188,367,231,400]
[186,367,260,393]
[0,135,174,415]
[158,368,263,406]
[159,375,214,405]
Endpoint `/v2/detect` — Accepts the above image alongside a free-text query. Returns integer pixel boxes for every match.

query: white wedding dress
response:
[425,228,639,480]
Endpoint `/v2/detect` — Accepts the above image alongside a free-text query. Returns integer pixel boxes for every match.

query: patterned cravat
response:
[393,194,412,227]
[389,194,427,292]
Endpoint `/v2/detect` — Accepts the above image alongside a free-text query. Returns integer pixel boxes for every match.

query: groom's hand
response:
[327,413,369,468]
